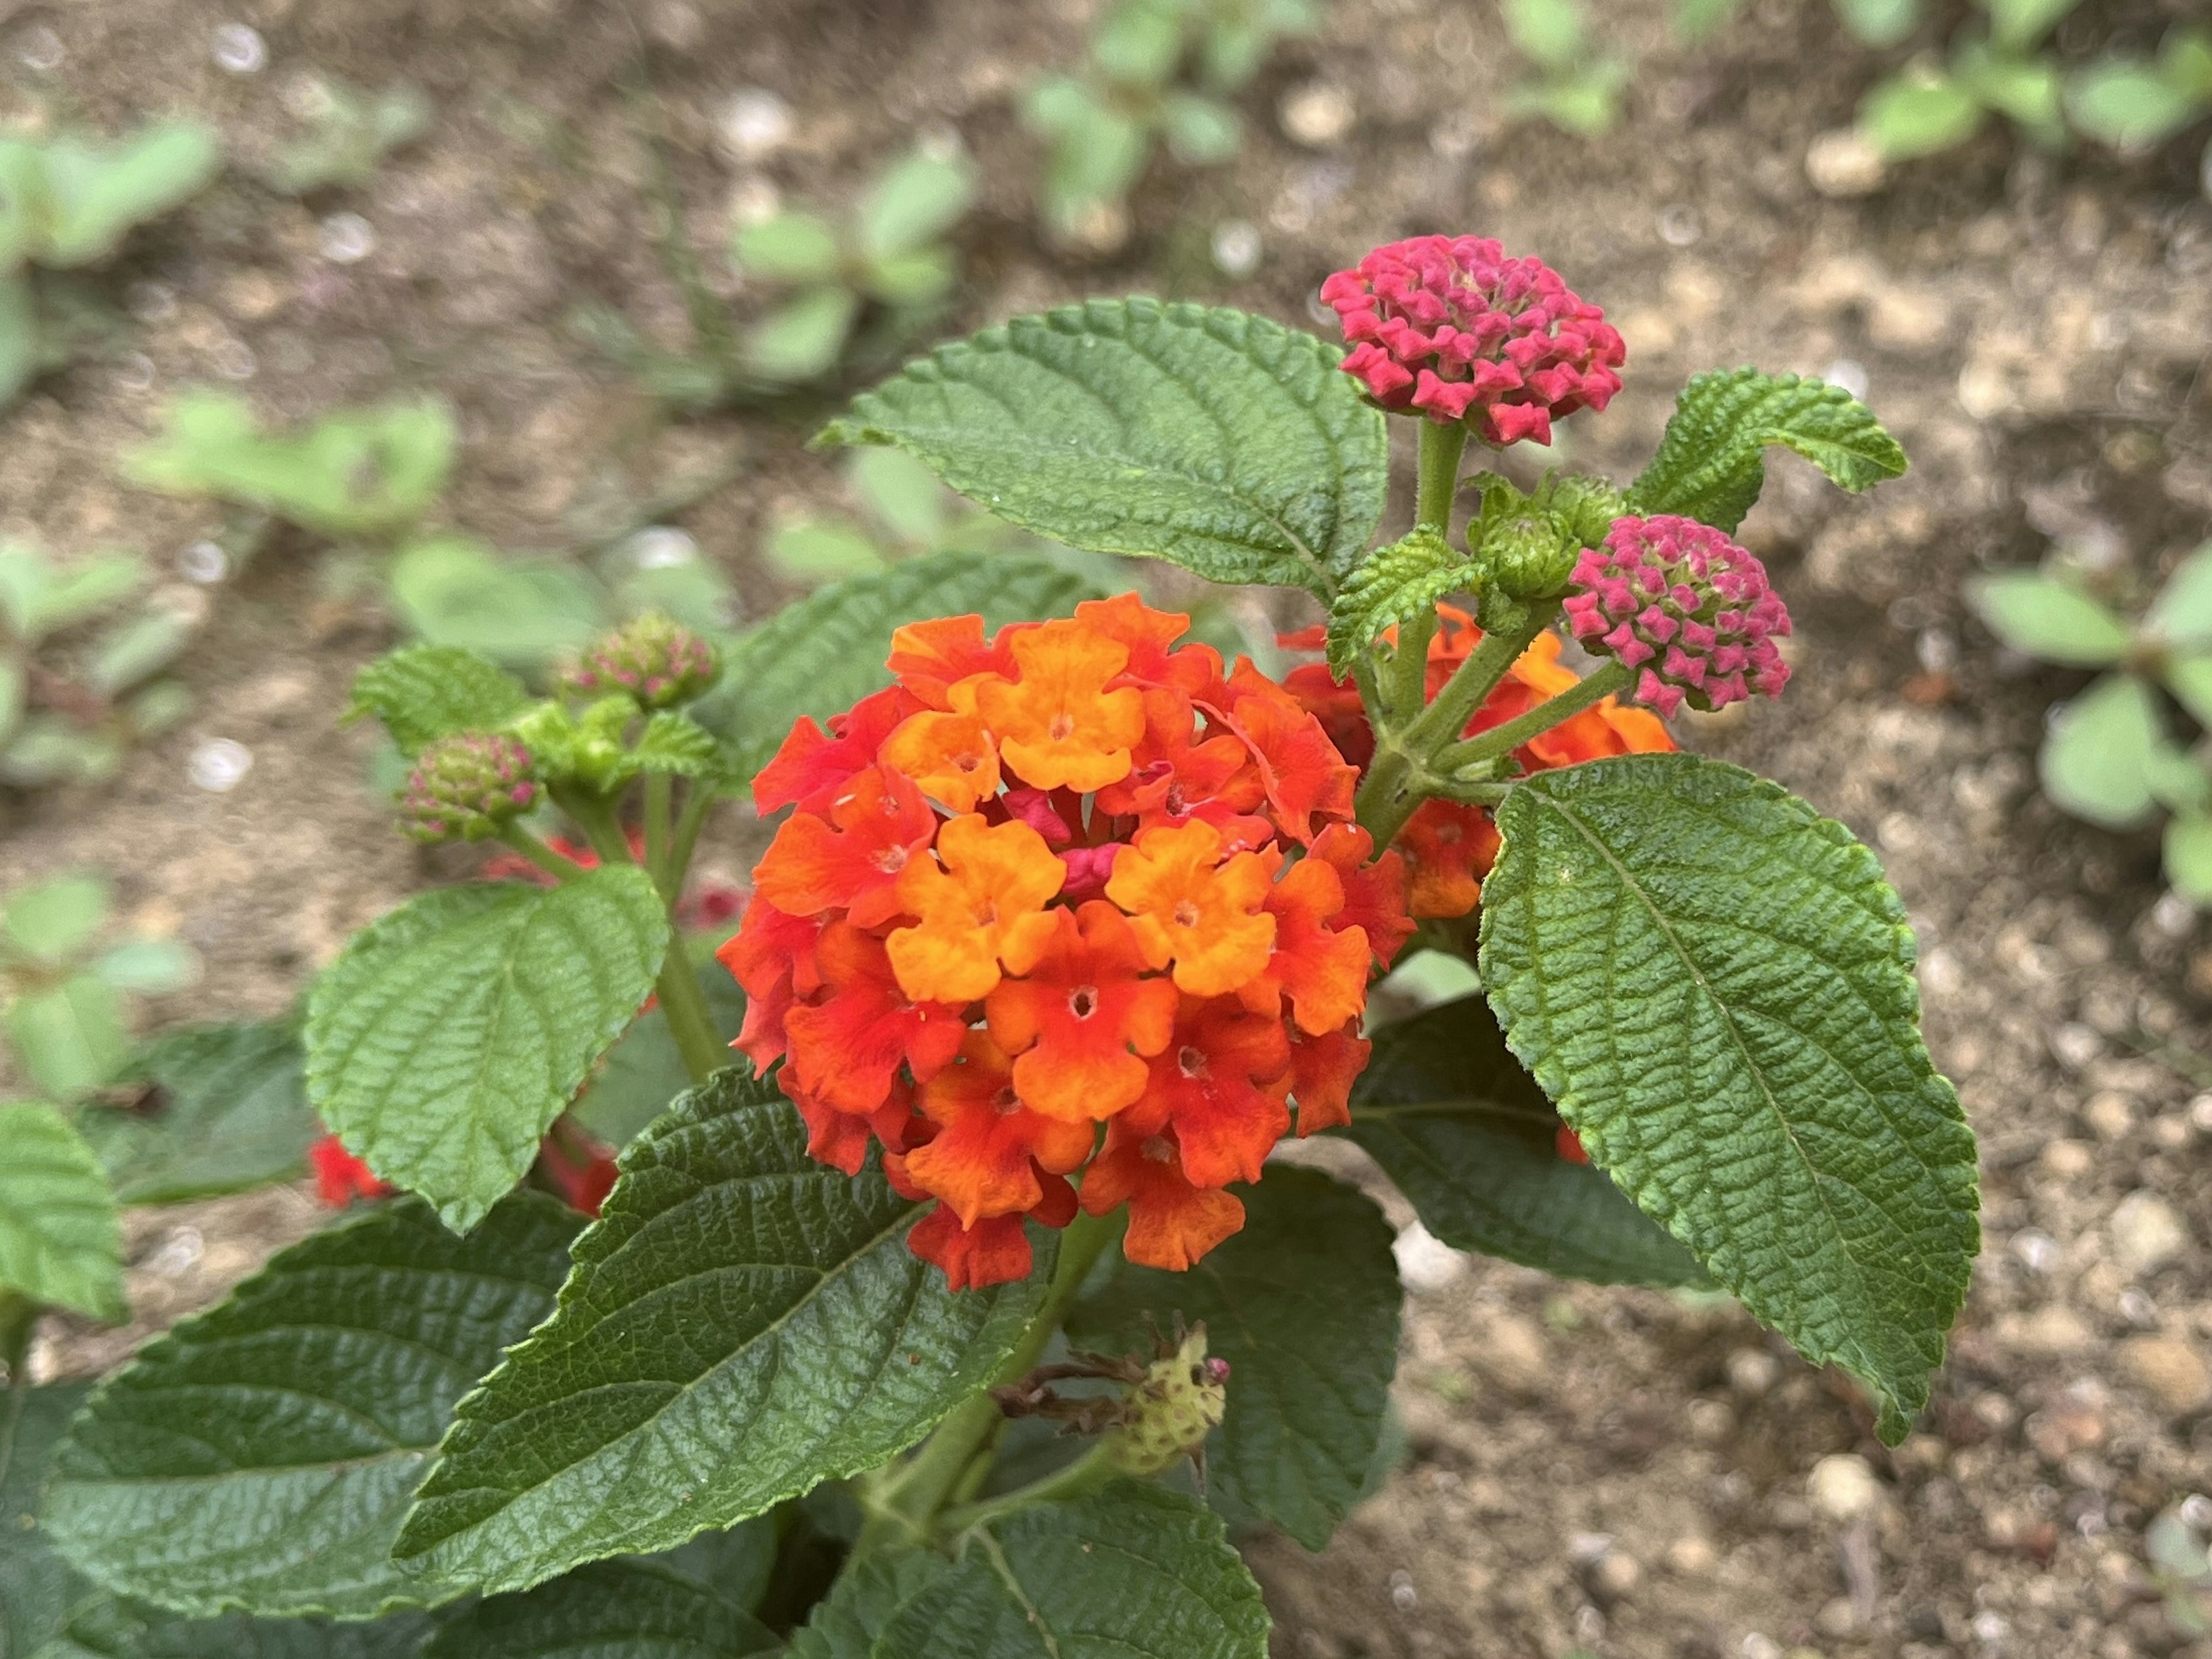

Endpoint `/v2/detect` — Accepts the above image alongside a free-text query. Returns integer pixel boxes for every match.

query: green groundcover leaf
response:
[0,1102,127,1321]
[1627,367,1908,533]
[2039,672,2163,831]
[79,1020,319,1206]
[345,646,532,756]
[1346,995,1709,1287]
[3,1382,105,1659]
[44,1193,581,1620]
[793,1484,1270,1659]
[393,1066,1056,1597]
[817,298,1387,597]
[1964,571,2131,667]
[1478,753,1978,1442]
[304,865,669,1232]
[422,1525,781,1658]
[691,548,1106,781]
[1067,1166,1399,1550]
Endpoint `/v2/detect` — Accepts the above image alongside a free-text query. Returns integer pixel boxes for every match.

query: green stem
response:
[0,1290,37,1387]
[643,773,675,901]
[497,825,584,883]
[1414,418,1469,534]
[1434,660,1633,772]
[554,786,634,868]
[934,1441,1122,1536]
[666,781,717,902]
[1402,601,1558,757]
[855,1209,1122,1555]
[654,929,726,1086]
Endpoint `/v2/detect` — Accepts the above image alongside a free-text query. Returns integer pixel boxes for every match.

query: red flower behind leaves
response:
[309,1135,388,1207]
[726,595,1411,1285]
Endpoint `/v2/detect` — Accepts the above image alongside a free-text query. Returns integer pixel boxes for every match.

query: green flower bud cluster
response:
[399,733,539,843]
[565,614,719,710]
[1107,1322,1230,1478]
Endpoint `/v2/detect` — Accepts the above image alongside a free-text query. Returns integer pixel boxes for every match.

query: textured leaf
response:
[1478,753,1979,1442]
[691,549,1105,781]
[2039,673,2163,830]
[44,1194,581,1619]
[3,1382,105,1658]
[1066,1166,1399,1550]
[393,1067,1056,1596]
[1627,367,1909,533]
[1964,572,2130,666]
[616,712,721,781]
[304,866,669,1231]
[9,975,131,1098]
[1346,995,1708,1286]
[345,646,532,755]
[60,1602,438,1659]
[422,1528,781,1659]
[78,1021,317,1207]
[0,1103,126,1320]
[796,1485,1269,1659]
[817,299,1387,596]
[1324,529,1469,676]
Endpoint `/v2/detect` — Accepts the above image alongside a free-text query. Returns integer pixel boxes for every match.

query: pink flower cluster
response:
[1562,515,1791,718]
[1319,235,1626,446]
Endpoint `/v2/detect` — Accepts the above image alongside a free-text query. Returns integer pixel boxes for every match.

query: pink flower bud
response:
[1564,516,1791,717]
[1320,236,1626,446]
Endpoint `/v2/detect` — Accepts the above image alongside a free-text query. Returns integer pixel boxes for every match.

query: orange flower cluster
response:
[718,596,1415,1289]
[1281,605,1675,919]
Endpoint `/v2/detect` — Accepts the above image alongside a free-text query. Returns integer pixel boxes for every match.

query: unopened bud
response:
[567,613,719,710]
[399,732,539,843]
[1109,1323,1230,1478]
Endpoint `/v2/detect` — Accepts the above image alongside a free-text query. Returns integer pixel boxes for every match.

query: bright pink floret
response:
[1319,235,1626,445]
[1562,515,1791,718]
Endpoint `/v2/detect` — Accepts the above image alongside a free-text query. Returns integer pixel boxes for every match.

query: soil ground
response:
[5,0,2212,1655]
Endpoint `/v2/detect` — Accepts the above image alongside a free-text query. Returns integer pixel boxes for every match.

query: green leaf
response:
[1986,0,2078,53]
[85,611,190,699]
[1835,0,1922,46]
[2165,656,2212,730]
[817,299,1388,597]
[1066,1167,1399,1550]
[126,393,454,541]
[1161,93,1242,164]
[0,1103,125,1320]
[421,1532,780,1658]
[10,975,132,1099]
[571,962,745,1150]
[92,940,199,996]
[2067,60,2203,151]
[0,544,146,642]
[2,1382,108,1659]
[1963,571,2131,665]
[1478,753,1979,1442]
[857,150,975,260]
[622,711,721,779]
[260,78,431,196]
[0,271,37,407]
[1956,45,2063,143]
[2148,543,2212,649]
[1859,73,1987,160]
[385,538,604,669]
[1324,529,1468,676]
[35,124,221,268]
[850,447,949,545]
[746,288,860,385]
[767,519,889,586]
[44,1193,580,1619]
[304,866,669,1232]
[79,1020,319,1206]
[392,1068,1056,1596]
[344,645,532,755]
[797,1484,1271,1658]
[690,548,1106,781]
[1346,995,1709,1286]
[64,1603,440,1659]
[1503,0,1586,69]
[733,213,844,284]
[2040,673,2164,830]
[1627,367,1910,533]
[2168,813,2212,906]
[5,873,112,963]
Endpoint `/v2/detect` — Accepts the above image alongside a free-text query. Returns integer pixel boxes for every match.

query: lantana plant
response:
[9,233,1979,1658]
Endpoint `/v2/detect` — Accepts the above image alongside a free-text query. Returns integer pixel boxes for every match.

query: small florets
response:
[1319,235,1626,445]
[1562,514,1791,718]
[567,613,720,709]
[398,732,540,843]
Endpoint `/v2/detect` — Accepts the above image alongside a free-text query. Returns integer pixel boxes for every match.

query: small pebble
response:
[2118,1287,2158,1327]
[1210,219,1262,279]
[2111,1191,2190,1276]
[1726,1347,1779,1397]
[211,338,257,381]
[1588,1551,1641,1602]
[1279,81,1355,147]
[1971,1609,2006,1643]
[188,738,253,792]
[2039,1140,2093,1179]
[1823,357,1869,400]
[1657,204,1702,247]
[1815,1595,1858,1638]
[113,353,157,393]
[1807,1453,1881,1521]
[319,213,377,264]
[211,21,267,74]
[178,541,229,584]
[2010,1228,2061,1272]
[126,281,179,324]
[1392,1221,1466,1291]
[2154,892,2198,937]
[2150,1113,2194,1149]
[1740,1634,1782,1659]
[2084,1089,2137,1140]
[622,527,699,570]
[17,24,63,70]
[716,88,793,160]
[2119,1334,2212,1413]
[2192,1093,2212,1133]
[1804,128,1884,196]
[1665,1536,1716,1575]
